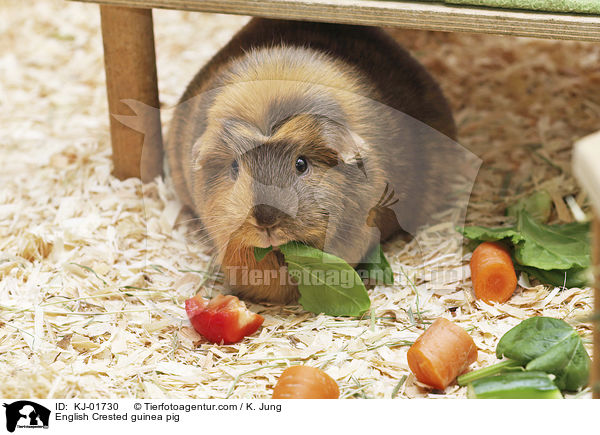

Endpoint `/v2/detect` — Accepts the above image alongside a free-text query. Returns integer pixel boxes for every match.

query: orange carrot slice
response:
[272,366,339,399]
[470,241,518,303]
[407,318,478,390]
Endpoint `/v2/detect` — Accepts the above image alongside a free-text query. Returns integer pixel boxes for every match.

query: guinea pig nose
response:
[251,204,282,228]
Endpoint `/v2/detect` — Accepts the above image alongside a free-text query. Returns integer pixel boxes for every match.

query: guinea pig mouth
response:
[253,228,288,248]
[244,225,289,249]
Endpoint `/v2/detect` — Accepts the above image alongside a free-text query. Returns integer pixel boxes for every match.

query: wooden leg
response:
[593,217,600,398]
[100,5,163,182]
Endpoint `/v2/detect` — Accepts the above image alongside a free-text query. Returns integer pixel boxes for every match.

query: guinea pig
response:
[166,18,458,304]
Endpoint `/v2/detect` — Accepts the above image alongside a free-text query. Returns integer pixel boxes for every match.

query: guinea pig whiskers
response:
[183,231,217,246]
[185,232,226,251]
[185,222,232,237]
[190,219,243,240]
[175,215,204,224]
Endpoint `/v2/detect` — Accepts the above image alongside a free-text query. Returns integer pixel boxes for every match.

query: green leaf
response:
[496,317,590,391]
[525,333,590,391]
[254,246,273,262]
[506,190,552,223]
[467,371,562,399]
[356,244,394,286]
[514,211,590,271]
[497,317,574,362]
[458,225,521,244]
[279,242,371,317]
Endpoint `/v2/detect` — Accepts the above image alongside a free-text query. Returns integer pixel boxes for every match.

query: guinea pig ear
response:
[315,115,369,166]
[191,131,221,171]
[337,129,368,165]
[191,135,205,170]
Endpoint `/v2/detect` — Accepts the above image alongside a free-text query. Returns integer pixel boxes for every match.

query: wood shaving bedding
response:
[1,0,598,399]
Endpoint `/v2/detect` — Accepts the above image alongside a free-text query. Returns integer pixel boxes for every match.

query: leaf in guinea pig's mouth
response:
[254,246,274,263]
[253,242,373,316]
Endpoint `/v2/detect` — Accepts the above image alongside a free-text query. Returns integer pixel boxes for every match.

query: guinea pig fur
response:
[167,18,458,304]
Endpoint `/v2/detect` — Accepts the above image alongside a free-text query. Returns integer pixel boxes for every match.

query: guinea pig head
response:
[191,111,369,262]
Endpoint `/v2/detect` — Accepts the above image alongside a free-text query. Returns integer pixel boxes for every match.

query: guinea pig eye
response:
[295,156,309,175]
[230,159,239,179]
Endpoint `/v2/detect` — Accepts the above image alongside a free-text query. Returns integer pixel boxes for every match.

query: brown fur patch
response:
[221,242,299,304]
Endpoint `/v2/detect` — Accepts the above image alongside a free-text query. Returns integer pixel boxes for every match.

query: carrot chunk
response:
[407,318,478,390]
[272,366,339,399]
[470,241,518,303]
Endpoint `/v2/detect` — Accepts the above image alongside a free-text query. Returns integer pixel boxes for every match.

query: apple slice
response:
[184,294,264,344]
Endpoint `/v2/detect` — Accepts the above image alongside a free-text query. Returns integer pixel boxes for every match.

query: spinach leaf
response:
[496,317,575,362]
[279,242,371,317]
[525,334,590,392]
[356,244,394,285]
[496,317,590,391]
[514,211,590,271]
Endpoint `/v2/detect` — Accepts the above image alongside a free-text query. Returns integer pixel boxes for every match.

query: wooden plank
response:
[100,5,163,182]
[75,0,600,42]
[574,132,600,398]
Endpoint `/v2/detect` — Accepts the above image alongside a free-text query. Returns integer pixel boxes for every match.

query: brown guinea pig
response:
[166,18,458,304]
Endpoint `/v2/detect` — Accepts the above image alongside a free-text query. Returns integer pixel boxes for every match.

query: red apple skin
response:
[185,294,264,344]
